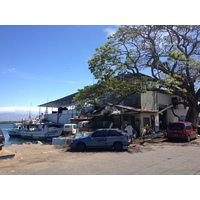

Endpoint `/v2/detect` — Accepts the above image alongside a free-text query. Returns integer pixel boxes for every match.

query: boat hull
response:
[7,130,21,137]
[20,128,64,141]
[7,123,23,137]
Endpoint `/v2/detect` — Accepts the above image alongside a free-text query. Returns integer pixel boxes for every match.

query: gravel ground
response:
[1,136,200,175]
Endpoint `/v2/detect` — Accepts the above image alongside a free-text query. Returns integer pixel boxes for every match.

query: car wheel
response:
[186,135,191,142]
[76,142,86,152]
[168,138,173,142]
[113,142,123,151]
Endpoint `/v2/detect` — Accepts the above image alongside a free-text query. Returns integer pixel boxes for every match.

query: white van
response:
[77,121,93,132]
[78,121,90,128]
[63,124,77,135]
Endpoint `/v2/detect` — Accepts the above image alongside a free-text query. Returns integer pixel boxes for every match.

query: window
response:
[168,123,184,131]
[186,124,192,130]
[73,125,77,129]
[92,130,105,137]
[108,130,122,136]
[143,117,150,127]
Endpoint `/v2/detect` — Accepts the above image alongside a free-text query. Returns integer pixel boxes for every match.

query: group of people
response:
[124,123,137,143]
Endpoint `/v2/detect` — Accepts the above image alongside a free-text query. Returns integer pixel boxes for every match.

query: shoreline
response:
[0,121,20,124]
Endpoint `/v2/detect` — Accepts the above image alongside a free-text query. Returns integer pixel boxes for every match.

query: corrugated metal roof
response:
[38,93,78,108]
[92,103,157,115]
[114,104,157,113]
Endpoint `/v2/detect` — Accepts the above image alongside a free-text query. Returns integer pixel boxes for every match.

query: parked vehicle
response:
[167,122,198,142]
[63,124,77,135]
[70,128,130,152]
[77,121,93,132]
[0,129,5,151]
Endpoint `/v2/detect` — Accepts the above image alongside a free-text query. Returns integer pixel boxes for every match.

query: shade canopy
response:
[38,93,78,108]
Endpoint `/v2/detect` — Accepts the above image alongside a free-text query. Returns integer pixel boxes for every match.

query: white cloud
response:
[0,67,17,75]
[104,26,118,37]
[8,67,16,73]
[68,81,77,84]
[0,106,59,121]
[0,106,45,113]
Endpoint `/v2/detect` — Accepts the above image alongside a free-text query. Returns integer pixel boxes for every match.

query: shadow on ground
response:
[66,147,129,153]
[64,136,200,154]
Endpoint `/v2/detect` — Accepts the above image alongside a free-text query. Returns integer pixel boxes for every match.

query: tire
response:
[168,138,173,142]
[76,142,86,152]
[186,135,191,142]
[113,142,123,151]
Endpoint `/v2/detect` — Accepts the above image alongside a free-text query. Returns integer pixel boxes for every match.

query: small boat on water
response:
[7,123,24,137]
[7,122,64,141]
[19,122,64,140]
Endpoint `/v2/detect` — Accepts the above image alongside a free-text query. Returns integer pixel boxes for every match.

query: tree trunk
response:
[185,104,200,127]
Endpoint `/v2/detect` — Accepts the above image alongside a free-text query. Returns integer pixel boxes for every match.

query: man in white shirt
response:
[124,123,134,143]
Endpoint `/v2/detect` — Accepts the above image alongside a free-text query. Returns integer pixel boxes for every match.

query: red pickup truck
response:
[167,122,198,142]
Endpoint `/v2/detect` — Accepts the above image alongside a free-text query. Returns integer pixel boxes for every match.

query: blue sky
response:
[0,0,197,118]
[1,0,197,195]
[0,25,118,113]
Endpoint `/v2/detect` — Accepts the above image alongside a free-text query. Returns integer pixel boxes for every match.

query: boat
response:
[19,122,64,140]
[7,123,24,137]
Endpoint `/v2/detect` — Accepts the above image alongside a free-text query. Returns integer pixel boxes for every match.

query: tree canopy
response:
[74,25,200,125]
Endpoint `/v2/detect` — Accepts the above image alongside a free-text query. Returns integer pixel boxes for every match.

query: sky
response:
[0,25,118,115]
[0,0,198,119]
[1,0,198,198]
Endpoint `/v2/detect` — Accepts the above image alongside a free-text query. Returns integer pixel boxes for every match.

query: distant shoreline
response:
[0,121,20,124]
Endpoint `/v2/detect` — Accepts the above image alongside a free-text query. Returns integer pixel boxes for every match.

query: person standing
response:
[124,123,134,143]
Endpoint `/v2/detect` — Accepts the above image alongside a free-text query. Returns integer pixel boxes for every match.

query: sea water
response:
[0,123,51,146]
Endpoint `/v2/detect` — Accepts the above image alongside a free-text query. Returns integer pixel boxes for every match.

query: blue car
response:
[70,128,130,152]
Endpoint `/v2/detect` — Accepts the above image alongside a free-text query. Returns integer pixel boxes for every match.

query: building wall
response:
[122,93,141,107]
[157,92,172,106]
[167,107,188,123]
[141,91,157,111]
[157,92,188,122]
[45,109,82,124]
[140,91,190,131]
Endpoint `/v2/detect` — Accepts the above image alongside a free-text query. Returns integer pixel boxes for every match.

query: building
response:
[39,89,188,137]
[38,93,82,124]
[89,90,188,135]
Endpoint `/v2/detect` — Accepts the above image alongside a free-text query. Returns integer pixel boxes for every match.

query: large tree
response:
[72,73,148,111]
[75,25,200,126]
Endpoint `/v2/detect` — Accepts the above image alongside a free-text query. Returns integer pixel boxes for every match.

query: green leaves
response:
[74,25,200,116]
[88,41,122,80]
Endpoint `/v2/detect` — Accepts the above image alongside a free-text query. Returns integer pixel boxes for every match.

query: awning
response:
[92,103,157,116]
[114,104,157,113]
[38,93,78,108]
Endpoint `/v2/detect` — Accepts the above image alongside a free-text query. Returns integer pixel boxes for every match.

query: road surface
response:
[1,137,200,175]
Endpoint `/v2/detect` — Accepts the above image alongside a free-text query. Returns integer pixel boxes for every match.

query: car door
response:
[106,130,123,147]
[90,130,107,148]
[185,123,193,139]
[187,123,196,139]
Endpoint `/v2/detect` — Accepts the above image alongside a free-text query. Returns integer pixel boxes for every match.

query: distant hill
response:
[0,112,38,122]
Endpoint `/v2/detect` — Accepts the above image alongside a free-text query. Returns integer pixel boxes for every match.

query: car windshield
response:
[168,123,184,131]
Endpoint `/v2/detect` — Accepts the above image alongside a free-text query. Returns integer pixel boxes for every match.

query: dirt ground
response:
[0,142,69,171]
[0,136,200,174]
